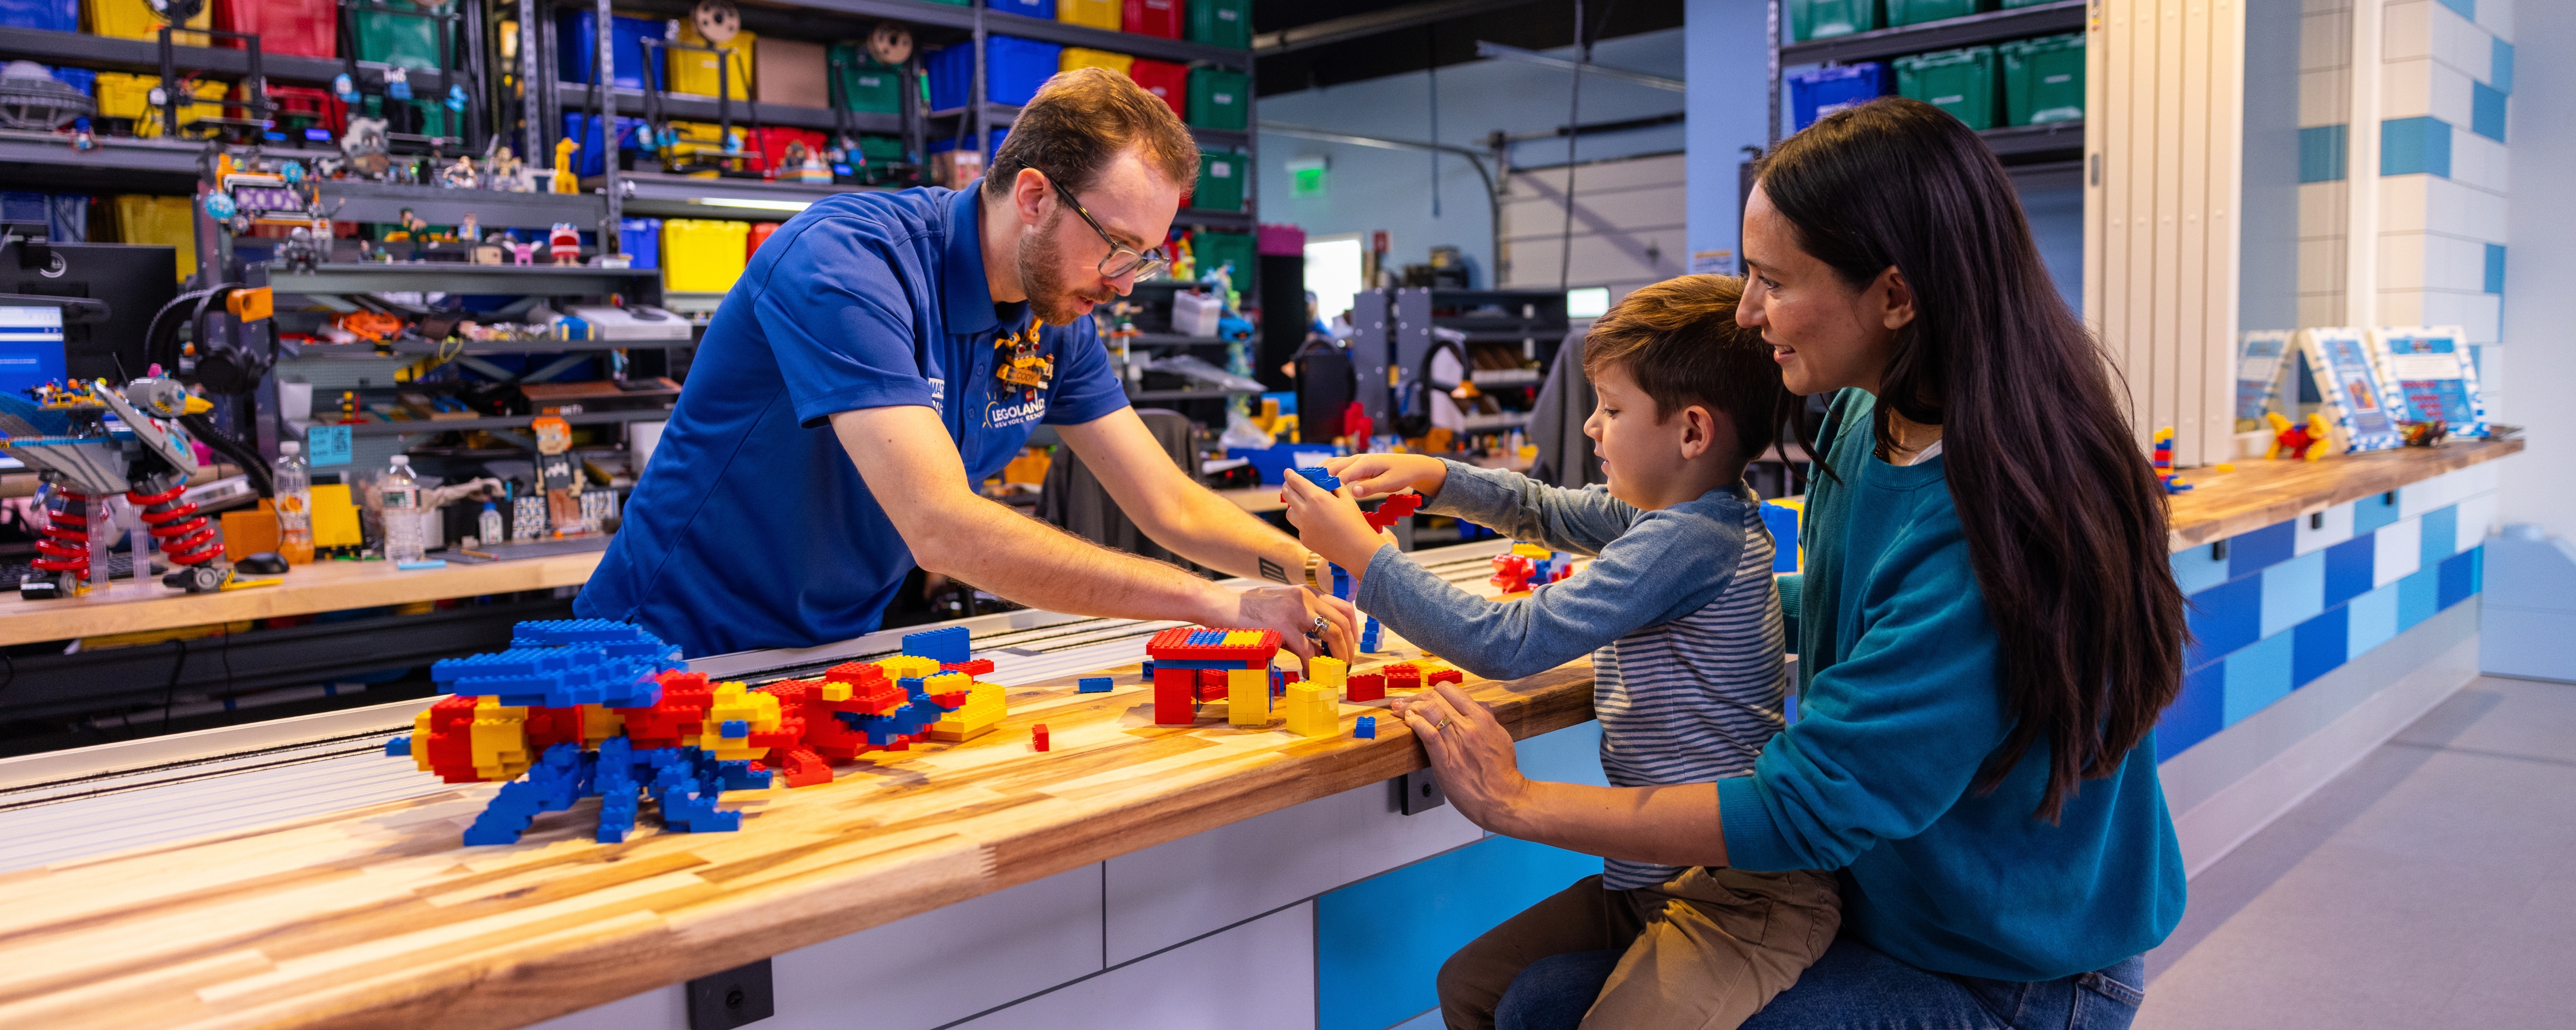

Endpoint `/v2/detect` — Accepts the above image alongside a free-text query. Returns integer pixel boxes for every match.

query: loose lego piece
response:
[1077,676,1113,693]
[1283,680,1338,738]
[1287,466,1342,495]
[1031,724,1050,751]
[1364,493,1424,533]
[1346,672,1386,703]
[1354,715,1377,739]
[904,625,972,664]
[1141,659,1155,680]
[1359,615,1382,654]
[1383,662,1423,692]
[1228,667,1273,728]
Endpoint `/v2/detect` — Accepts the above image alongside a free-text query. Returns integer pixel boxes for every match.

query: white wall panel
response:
[957,903,1317,1030]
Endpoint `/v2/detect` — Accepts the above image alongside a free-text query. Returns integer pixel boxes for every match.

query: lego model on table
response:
[1489,542,1576,595]
[389,620,998,845]
[1145,627,1282,726]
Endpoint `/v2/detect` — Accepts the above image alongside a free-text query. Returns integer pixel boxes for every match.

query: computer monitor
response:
[0,238,180,384]
[0,305,67,395]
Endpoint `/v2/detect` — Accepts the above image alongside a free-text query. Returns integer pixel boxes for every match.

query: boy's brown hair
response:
[985,67,1200,198]
[1581,274,1786,462]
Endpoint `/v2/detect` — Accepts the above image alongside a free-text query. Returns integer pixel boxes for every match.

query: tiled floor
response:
[2138,675,2576,1029]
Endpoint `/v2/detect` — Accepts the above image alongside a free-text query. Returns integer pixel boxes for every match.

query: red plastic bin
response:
[214,0,338,59]
[1128,58,1187,117]
[748,221,783,256]
[744,127,827,177]
[1123,0,1181,39]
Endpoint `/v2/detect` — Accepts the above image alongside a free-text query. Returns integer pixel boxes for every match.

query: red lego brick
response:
[1346,673,1386,702]
[771,746,834,787]
[1383,663,1422,692]
[941,659,997,676]
[1426,667,1463,686]
[1145,626,1282,666]
[1032,724,1050,751]
[1153,666,1200,725]
[1365,493,1424,532]
[1197,667,1230,701]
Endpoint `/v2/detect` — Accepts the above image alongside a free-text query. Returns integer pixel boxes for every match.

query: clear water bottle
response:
[273,441,314,564]
[382,455,424,564]
[478,501,504,548]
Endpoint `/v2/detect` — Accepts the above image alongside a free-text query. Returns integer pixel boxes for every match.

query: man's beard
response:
[1016,212,1111,325]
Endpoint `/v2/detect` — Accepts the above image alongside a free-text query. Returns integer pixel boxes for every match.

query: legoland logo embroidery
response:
[927,377,945,416]
[986,394,1048,428]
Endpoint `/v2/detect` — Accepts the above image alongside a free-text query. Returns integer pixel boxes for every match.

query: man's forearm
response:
[920,493,1228,625]
[1143,485,1313,588]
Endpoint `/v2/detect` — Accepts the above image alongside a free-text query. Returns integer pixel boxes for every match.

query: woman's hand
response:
[1324,453,1449,500]
[1394,683,1532,834]
[1280,473,1394,576]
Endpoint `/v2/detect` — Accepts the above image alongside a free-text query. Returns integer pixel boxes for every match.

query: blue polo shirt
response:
[576,183,1129,657]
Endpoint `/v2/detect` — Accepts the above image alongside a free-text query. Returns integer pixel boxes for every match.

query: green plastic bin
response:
[1191,229,1257,284]
[1191,150,1245,212]
[2001,0,2060,7]
[1187,66,1248,130]
[354,0,447,72]
[1895,46,1998,130]
[830,43,904,115]
[1790,0,1881,42]
[1188,0,1251,49]
[1887,0,1985,26]
[2001,33,2085,126]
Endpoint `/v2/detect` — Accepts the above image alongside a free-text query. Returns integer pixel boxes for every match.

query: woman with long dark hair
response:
[1391,96,2188,1028]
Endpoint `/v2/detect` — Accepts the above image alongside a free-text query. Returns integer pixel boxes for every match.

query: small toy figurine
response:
[2264,411,2336,461]
[276,226,324,272]
[532,416,587,537]
[553,137,581,193]
[2400,419,2449,448]
[549,222,582,265]
[338,390,361,424]
[70,115,94,151]
[442,154,478,189]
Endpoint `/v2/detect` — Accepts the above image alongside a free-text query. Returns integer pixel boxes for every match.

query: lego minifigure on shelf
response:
[549,223,581,265]
[553,138,581,194]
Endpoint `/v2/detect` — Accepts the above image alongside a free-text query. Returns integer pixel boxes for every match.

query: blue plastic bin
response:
[988,0,1054,18]
[0,0,76,31]
[557,11,666,90]
[562,112,647,177]
[927,36,1064,110]
[929,127,1011,163]
[619,218,661,269]
[1787,63,1887,131]
[45,65,93,95]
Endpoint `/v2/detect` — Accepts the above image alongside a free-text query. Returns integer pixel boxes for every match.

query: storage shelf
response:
[1781,0,2087,65]
[339,407,672,437]
[316,180,607,227]
[613,172,892,218]
[0,130,205,193]
[931,102,1247,149]
[1174,208,1255,229]
[293,337,682,357]
[1126,388,1259,402]
[552,83,905,136]
[976,11,1255,68]
[270,264,658,296]
[1980,119,2084,157]
[0,25,420,88]
[1121,332,1232,347]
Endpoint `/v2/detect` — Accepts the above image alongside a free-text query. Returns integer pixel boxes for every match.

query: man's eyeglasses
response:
[1053,179,1168,281]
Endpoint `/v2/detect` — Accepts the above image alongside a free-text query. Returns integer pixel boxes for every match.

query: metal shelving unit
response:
[268,264,658,296]
[1765,0,2087,166]
[343,407,673,436]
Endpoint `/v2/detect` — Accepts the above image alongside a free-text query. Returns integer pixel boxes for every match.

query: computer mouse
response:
[236,552,290,576]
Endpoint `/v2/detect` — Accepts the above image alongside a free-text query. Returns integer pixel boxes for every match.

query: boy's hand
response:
[1281,473,1394,577]
[1324,453,1449,500]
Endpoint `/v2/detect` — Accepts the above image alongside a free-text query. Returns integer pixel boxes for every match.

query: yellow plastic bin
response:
[672,23,754,99]
[663,219,750,293]
[86,0,209,45]
[95,73,226,138]
[1057,0,1118,30]
[1059,47,1133,76]
[110,195,198,280]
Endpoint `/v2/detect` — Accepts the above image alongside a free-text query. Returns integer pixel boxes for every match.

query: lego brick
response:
[1283,681,1337,738]
[1198,667,1230,701]
[1228,668,1272,727]
[1077,676,1113,693]
[1032,724,1050,751]
[904,626,973,664]
[1153,666,1200,725]
[1308,656,1347,696]
[942,658,997,676]
[1289,466,1342,492]
[1346,673,1386,703]
[1382,663,1423,693]
[1354,715,1376,739]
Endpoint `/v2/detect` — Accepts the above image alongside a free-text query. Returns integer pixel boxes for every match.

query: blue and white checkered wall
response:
[2157,462,2498,761]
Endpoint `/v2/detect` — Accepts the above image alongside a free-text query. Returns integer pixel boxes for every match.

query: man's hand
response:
[1225,585,1356,668]
[1280,473,1394,578]
[1324,453,1449,499]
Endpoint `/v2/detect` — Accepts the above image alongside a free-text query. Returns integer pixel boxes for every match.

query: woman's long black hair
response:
[1760,98,2188,821]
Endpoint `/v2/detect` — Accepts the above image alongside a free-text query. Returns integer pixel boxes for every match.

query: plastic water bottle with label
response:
[478,501,505,550]
[382,456,424,563]
[273,441,314,564]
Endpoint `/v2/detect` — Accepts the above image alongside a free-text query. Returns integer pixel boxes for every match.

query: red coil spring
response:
[129,481,222,567]
[31,491,96,577]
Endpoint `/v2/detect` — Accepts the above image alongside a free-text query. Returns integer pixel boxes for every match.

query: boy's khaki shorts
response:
[1437,866,1842,1030]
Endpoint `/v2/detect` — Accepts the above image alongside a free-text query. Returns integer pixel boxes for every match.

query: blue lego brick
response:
[1331,563,1352,600]
[721,719,748,737]
[1187,629,1228,646]
[2323,535,2376,609]
[1078,676,1113,693]
[2185,574,2263,670]
[2221,630,2295,727]
[2292,605,2350,689]
[2353,490,2402,534]
[384,734,410,756]
[2227,520,2297,580]
[1291,466,1343,492]
[1355,715,1377,739]
[2438,546,2480,610]
[2419,505,2459,569]
[1141,659,1155,679]
[2157,661,2226,762]
[2259,550,2326,639]
[903,625,973,664]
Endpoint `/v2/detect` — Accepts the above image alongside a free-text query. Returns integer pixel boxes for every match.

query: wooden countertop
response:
[0,551,603,645]
[2162,437,2523,549]
[0,628,1592,1029]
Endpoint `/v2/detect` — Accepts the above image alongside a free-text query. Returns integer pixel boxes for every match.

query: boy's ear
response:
[1677,403,1738,464]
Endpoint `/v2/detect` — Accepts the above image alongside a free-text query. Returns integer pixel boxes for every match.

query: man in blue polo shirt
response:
[579,68,1356,661]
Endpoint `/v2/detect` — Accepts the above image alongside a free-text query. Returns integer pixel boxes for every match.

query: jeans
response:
[1495,935,2147,1030]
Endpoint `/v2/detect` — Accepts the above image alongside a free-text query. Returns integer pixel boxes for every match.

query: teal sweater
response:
[1716,390,2187,981]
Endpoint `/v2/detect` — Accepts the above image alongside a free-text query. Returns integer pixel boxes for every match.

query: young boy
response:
[1279,275,1836,1030]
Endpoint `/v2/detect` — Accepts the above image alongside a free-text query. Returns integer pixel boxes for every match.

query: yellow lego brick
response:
[697,682,781,760]
[924,670,973,695]
[878,655,944,681]
[1512,542,1552,558]
[469,698,531,780]
[1308,656,1347,697]
[1228,667,1272,728]
[929,680,1006,741]
[410,707,434,772]
[1283,682,1337,737]
[818,680,852,702]
[1224,629,1264,647]
[580,705,625,746]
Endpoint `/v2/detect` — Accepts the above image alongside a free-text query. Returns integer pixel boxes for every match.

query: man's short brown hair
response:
[985,67,1200,200]
[1581,275,1786,459]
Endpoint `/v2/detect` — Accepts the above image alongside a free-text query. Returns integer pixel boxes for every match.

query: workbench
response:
[0,438,2528,1030]
[0,550,603,645]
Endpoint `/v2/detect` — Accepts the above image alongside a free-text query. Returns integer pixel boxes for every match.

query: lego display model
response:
[0,377,240,598]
